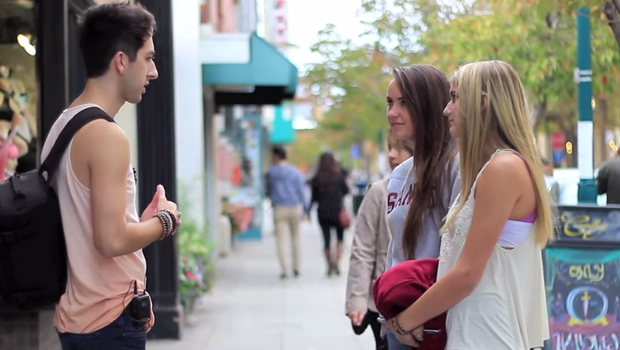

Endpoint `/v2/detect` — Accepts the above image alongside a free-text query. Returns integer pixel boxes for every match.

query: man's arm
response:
[81,121,164,258]
[295,170,309,212]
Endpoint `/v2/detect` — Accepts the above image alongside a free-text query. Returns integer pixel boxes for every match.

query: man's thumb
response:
[157,185,166,199]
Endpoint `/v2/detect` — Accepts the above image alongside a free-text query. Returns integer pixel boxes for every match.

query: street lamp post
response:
[575,6,597,204]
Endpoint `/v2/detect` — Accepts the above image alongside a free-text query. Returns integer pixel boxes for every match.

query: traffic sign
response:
[552,150,564,164]
[350,144,360,160]
[551,131,566,150]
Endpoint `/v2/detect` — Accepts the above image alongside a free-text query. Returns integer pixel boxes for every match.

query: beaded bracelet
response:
[155,211,173,240]
[162,209,177,229]
[158,212,171,240]
[162,209,179,236]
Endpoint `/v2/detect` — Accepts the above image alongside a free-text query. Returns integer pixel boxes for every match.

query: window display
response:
[0,1,37,178]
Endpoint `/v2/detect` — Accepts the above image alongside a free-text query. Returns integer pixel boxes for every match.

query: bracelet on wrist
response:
[162,210,178,236]
[155,211,173,240]
[392,317,422,343]
[391,317,409,336]
[162,209,177,228]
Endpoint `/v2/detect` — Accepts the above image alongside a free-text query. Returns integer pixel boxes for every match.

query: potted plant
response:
[177,219,215,313]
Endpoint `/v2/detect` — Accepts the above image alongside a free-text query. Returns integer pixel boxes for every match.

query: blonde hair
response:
[442,60,555,247]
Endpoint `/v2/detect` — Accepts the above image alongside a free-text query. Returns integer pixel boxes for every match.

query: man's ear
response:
[481,92,489,111]
[112,51,127,75]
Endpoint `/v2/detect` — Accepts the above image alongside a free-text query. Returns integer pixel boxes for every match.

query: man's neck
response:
[70,79,125,118]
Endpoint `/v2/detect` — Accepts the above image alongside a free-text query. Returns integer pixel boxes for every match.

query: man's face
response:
[121,37,159,104]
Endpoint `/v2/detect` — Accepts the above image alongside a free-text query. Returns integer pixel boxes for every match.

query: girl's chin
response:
[395,131,413,141]
[449,127,460,139]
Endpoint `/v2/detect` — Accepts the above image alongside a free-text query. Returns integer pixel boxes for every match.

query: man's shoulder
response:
[609,158,620,169]
[283,164,303,176]
[42,104,107,157]
[69,105,129,164]
[266,164,301,178]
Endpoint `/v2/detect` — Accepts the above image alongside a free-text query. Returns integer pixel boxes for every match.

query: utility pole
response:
[575,7,597,204]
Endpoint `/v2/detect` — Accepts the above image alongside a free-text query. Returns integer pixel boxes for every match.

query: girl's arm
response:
[345,183,384,314]
[394,155,526,332]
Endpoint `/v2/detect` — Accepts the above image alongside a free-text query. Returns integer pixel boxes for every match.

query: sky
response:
[285,0,367,74]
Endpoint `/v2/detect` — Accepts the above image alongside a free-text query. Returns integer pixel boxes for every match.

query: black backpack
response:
[0,107,113,311]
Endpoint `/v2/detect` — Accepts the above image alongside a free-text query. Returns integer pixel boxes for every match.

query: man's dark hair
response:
[78,2,156,78]
[272,146,287,160]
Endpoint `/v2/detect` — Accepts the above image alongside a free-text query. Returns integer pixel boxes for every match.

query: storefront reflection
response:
[0,0,37,179]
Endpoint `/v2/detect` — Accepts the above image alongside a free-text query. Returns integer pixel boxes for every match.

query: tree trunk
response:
[603,2,620,52]
[532,101,547,130]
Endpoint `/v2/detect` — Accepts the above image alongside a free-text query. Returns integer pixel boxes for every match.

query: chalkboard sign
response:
[554,205,620,246]
[544,247,620,350]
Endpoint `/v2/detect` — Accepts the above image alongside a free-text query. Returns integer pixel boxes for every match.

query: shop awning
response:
[202,32,298,107]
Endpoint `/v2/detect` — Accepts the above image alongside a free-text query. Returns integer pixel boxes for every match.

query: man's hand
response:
[347,310,366,326]
[140,187,160,221]
[141,185,182,227]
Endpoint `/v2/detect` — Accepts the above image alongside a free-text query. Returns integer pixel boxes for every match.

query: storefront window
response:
[0,0,37,178]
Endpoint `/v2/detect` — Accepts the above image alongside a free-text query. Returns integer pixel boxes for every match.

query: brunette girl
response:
[383,64,461,350]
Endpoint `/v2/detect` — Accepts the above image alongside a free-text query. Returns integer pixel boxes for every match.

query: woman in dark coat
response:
[309,152,350,276]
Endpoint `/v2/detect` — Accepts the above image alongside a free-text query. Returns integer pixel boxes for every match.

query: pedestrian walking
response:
[265,145,309,279]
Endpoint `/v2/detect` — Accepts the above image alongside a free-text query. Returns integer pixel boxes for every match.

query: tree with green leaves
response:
[305,0,620,165]
[307,24,393,144]
[543,0,620,52]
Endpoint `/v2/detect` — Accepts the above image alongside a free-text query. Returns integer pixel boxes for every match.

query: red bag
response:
[339,209,351,229]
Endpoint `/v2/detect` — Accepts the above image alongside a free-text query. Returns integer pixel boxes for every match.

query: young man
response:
[265,146,308,279]
[40,3,181,349]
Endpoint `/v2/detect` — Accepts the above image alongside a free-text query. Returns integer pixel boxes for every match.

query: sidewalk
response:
[146,218,376,350]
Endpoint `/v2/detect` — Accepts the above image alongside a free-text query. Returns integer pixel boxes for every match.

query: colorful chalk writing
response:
[545,248,620,350]
[567,264,605,283]
[561,212,608,241]
[555,206,620,243]
[552,332,620,350]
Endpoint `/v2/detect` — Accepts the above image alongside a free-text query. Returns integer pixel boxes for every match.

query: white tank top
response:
[438,149,549,350]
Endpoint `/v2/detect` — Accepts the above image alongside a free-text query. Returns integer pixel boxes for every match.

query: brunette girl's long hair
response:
[393,65,455,260]
[313,152,341,191]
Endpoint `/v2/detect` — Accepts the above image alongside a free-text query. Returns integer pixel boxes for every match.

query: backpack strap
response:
[39,107,115,181]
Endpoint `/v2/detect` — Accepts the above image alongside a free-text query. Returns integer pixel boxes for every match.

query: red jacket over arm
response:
[373,258,447,350]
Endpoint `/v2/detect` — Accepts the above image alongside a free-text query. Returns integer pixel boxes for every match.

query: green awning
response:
[202,32,298,106]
